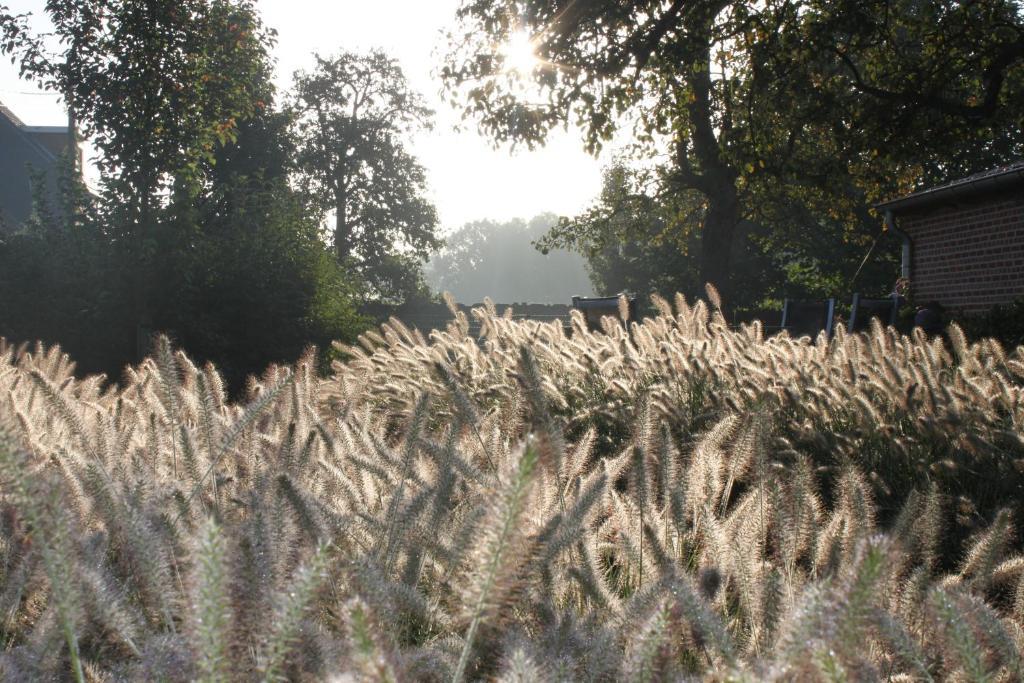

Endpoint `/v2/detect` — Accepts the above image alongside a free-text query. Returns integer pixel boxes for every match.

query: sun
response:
[501,29,539,74]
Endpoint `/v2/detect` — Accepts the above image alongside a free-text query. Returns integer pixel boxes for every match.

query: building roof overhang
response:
[22,125,71,134]
[0,100,74,163]
[876,160,1024,214]
[0,101,26,127]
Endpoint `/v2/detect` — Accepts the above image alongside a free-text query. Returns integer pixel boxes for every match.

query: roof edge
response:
[23,125,71,134]
[876,162,1024,213]
[0,101,26,128]
[0,104,61,163]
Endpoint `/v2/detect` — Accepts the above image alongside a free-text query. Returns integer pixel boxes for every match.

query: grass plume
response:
[0,292,1022,679]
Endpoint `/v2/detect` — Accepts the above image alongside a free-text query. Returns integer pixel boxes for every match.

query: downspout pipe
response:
[884,208,911,281]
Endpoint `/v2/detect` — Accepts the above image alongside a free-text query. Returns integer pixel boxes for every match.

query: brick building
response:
[877,161,1024,314]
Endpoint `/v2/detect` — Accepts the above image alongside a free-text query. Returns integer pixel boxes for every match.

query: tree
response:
[291,50,441,302]
[0,156,136,378]
[441,0,1024,305]
[4,0,276,344]
[7,0,273,200]
[0,107,365,391]
[155,109,365,391]
[2,3,367,387]
[539,163,790,308]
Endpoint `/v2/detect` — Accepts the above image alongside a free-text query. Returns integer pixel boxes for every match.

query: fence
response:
[361,301,573,336]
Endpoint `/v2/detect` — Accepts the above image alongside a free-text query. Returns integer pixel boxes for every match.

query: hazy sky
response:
[0,0,612,230]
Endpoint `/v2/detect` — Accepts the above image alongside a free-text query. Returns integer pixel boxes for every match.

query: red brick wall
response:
[899,195,1024,314]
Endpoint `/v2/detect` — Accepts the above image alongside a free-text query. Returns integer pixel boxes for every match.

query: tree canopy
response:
[291,50,441,303]
[0,1,366,389]
[442,0,1024,305]
[6,0,275,200]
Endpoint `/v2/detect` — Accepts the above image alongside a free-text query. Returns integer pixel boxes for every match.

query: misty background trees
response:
[425,214,591,304]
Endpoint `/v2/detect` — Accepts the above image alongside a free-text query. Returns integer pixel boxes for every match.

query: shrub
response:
[956,298,1024,350]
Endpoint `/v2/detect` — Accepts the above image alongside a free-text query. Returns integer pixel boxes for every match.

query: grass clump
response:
[0,291,1023,680]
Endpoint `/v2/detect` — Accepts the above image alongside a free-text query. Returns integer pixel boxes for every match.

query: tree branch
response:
[834,37,1024,122]
[631,0,686,76]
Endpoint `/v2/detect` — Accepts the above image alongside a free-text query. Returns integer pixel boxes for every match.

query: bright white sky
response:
[0,0,610,231]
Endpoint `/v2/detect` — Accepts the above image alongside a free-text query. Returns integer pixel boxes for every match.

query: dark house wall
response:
[0,108,67,232]
[899,194,1024,313]
[25,128,75,160]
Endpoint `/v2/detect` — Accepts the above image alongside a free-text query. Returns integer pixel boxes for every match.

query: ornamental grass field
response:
[2,290,1024,681]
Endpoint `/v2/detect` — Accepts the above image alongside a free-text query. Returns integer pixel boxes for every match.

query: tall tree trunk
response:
[133,175,157,361]
[679,10,741,309]
[700,185,739,304]
[334,177,350,261]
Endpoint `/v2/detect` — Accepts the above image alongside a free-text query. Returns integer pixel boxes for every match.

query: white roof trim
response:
[22,126,70,134]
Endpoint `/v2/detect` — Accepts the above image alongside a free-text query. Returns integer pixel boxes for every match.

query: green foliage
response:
[8,0,275,196]
[1,0,372,388]
[956,299,1024,350]
[156,110,366,390]
[0,113,365,391]
[442,0,1023,303]
[1,0,368,389]
[0,163,136,378]
[539,163,803,308]
[792,0,1024,187]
